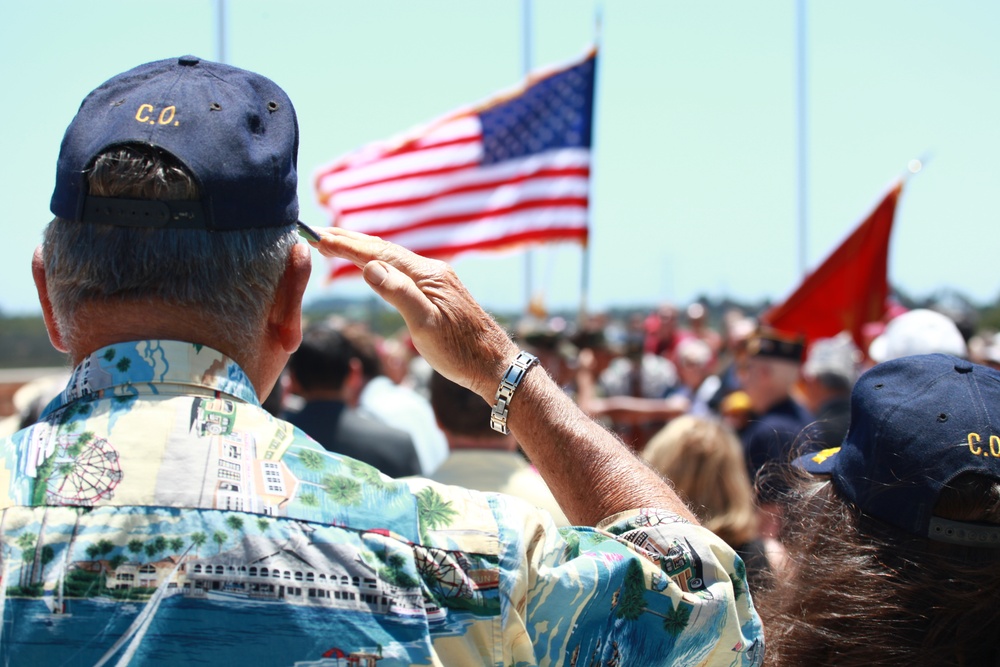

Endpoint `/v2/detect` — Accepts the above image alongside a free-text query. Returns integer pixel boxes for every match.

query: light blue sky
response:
[2,1,998,317]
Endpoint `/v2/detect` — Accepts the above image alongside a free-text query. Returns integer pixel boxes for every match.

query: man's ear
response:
[32,246,68,353]
[268,243,312,354]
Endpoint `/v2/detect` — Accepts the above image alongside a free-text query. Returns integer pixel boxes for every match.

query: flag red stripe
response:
[354,196,590,239]
[329,227,589,279]
[338,166,591,216]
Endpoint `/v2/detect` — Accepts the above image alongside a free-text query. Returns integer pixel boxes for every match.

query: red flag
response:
[761,181,903,349]
[314,50,596,280]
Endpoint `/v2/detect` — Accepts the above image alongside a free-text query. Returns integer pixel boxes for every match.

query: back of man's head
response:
[802,333,860,396]
[288,325,355,393]
[44,56,302,353]
[340,324,384,381]
[429,371,500,442]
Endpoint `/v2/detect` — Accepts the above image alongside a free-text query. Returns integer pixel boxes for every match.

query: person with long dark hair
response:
[759,353,1000,666]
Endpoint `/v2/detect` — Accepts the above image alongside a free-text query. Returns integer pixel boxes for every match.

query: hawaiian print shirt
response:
[0,340,764,666]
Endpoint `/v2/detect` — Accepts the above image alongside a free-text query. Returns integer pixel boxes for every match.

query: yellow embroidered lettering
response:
[968,432,983,456]
[990,435,1000,458]
[158,106,176,125]
[135,104,154,123]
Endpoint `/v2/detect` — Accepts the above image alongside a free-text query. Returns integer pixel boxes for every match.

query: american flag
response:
[314,49,596,279]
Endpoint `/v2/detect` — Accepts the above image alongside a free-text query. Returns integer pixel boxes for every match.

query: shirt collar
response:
[42,340,260,418]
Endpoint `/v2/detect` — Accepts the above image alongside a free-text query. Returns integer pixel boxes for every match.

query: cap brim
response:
[792,446,843,475]
[296,220,321,242]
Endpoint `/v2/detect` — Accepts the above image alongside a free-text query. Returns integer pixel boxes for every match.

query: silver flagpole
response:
[796,0,808,277]
[521,0,534,312]
[580,6,602,325]
[217,0,227,64]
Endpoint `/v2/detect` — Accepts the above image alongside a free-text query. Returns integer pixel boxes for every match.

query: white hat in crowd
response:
[803,332,861,384]
[868,308,967,363]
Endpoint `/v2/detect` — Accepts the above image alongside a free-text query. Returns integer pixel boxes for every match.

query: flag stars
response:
[479,55,594,165]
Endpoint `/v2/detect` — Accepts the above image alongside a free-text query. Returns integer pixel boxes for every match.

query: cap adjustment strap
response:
[82,196,206,229]
[928,516,1000,549]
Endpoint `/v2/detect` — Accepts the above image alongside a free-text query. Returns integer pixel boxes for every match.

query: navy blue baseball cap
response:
[746,327,805,363]
[50,55,300,232]
[795,354,1000,548]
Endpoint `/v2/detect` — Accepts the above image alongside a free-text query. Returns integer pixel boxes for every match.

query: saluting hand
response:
[309,227,519,402]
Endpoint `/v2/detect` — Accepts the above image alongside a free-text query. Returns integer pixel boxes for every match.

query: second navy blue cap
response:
[50,55,299,232]
[796,354,1000,547]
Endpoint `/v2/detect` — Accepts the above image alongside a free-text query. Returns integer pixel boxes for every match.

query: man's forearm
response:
[502,363,696,525]
[313,227,696,527]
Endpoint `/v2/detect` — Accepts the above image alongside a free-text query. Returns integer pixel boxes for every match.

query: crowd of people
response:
[272,301,1000,665]
[1,53,999,666]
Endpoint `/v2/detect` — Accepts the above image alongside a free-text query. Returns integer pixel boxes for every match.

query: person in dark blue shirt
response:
[284,323,421,478]
[737,329,812,541]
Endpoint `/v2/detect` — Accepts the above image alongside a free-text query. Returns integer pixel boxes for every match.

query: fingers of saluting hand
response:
[310,228,460,333]
[309,227,411,271]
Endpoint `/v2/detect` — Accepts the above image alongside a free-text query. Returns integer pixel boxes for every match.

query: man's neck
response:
[67,301,278,399]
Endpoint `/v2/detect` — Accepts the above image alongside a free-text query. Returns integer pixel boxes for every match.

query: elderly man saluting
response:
[0,56,762,666]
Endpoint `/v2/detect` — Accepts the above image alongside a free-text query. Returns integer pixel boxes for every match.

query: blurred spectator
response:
[709,313,757,414]
[737,328,811,539]
[570,327,616,379]
[376,330,435,399]
[685,302,723,359]
[378,333,416,387]
[760,354,1000,666]
[0,372,70,438]
[425,371,568,526]
[517,317,576,391]
[342,323,449,474]
[738,329,811,491]
[798,332,860,451]
[284,324,421,478]
[981,332,1000,371]
[600,333,678,401]
[588,331,683,450]
[644,302,692,360]
[671,337,722,417]
[644,415,775,589]
[868,308,967,364]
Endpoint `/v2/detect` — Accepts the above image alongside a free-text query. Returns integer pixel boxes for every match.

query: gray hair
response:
[43,145,298,352]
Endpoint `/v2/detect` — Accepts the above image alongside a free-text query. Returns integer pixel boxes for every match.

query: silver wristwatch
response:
[489,350,540,435]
